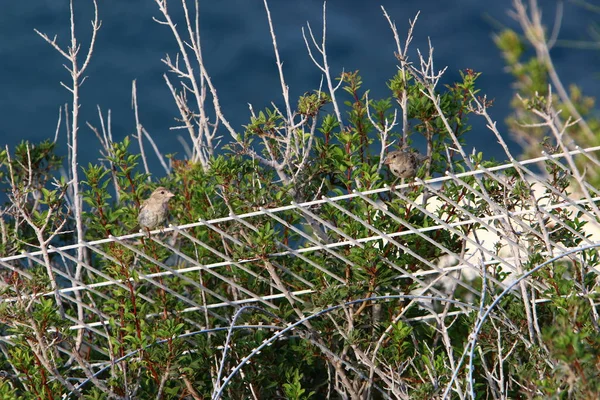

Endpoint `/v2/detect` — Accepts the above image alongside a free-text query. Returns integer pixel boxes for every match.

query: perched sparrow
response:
[384,150,428,179]
[138,187,175,231]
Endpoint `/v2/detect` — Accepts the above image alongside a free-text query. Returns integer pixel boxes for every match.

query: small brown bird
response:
[138,187,175,231]
[384,150,428,179]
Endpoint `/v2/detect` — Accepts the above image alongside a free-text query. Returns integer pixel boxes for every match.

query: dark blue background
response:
[1,1,598,171]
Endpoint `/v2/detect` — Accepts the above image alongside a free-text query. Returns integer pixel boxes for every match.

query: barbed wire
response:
[2,146,600,339]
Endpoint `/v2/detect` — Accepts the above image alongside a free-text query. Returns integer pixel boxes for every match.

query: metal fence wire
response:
[1,146,600,371]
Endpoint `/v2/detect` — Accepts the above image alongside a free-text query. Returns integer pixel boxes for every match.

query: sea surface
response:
[1,0,598,173]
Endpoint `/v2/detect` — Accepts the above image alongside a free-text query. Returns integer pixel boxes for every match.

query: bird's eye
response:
[160,190,165,194]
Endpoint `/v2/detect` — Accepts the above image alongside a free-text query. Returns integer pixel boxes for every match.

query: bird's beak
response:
[383,157,391,165]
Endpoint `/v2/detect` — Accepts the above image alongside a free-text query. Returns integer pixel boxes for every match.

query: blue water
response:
[1,1,598,171]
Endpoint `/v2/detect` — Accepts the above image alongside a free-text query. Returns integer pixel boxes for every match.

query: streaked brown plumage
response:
[384,150,428,179]
[138,187,175,230]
